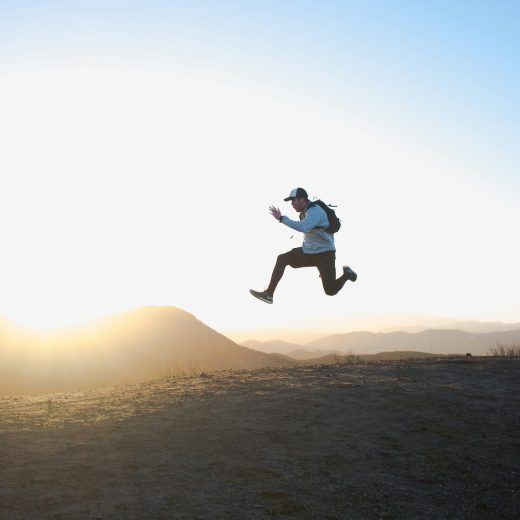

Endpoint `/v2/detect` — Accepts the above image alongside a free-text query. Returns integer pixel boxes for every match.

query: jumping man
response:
[250,187,357,304]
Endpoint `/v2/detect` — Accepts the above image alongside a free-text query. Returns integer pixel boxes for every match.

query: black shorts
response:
[283,247,336,270]
[283,247,340,293]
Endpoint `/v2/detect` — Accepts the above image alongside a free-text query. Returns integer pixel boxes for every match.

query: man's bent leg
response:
[316,251,349,296]
[267,248,306,294]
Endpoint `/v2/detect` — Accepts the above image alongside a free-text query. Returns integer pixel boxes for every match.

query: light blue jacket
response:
[280,202,335,254]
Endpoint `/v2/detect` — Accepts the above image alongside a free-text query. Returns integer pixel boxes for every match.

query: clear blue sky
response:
[1,1,519,334]
[1,1,519,196]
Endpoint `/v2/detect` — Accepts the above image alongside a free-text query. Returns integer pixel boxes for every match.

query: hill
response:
[298,350,441,365]
[0,307,291,395]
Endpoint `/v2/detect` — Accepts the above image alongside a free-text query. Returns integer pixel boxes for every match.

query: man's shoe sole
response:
[249,290,273,304]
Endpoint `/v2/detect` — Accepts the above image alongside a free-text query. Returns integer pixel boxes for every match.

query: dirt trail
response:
[1,357,519,519]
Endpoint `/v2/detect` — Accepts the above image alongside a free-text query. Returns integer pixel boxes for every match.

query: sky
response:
[0,1,519,339]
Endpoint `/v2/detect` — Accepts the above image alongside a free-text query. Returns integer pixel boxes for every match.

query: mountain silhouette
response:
[244,328,520,357]
[304,329,520,355]
[241,339,307,355]
[241,340,339,361]
[0,307,292,395]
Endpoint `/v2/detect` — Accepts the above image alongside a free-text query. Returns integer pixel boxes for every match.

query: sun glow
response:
[2,303,121,333]
[0,64,249,332]
[1,63,519,334]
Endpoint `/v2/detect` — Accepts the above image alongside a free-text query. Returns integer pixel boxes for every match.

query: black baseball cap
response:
[284,187,308,201]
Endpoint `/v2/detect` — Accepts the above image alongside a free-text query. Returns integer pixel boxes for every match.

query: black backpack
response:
[308,199,341,234]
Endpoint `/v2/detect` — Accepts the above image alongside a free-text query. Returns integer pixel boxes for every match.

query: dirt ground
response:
[0,357,519,519]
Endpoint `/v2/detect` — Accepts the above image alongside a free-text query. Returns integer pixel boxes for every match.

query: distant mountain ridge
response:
[379,319,520,334]
[241,339,303,355]
[307,329,520,355]
[240,339,337,361]
[244,328,520,357]
[426,319,520,333]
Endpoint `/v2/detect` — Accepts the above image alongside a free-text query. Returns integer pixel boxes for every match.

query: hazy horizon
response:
[2,304,520,345]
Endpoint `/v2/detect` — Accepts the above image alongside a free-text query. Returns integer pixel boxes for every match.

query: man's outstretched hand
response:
[269,206,282,221]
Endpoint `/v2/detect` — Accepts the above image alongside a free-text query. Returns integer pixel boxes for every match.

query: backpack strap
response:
[299,201,315,221]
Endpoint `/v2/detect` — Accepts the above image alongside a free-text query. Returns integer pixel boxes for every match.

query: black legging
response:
[267,247,349,296]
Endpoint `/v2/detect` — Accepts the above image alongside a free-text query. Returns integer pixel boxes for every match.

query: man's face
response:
[291,197,307,212]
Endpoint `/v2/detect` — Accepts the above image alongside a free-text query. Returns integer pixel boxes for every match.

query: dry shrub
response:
[488,342,520,357]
